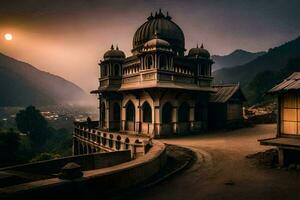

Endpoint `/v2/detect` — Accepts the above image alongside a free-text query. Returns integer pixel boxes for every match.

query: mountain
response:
[211,49,265,71]
[247,56,300,104]
[213,36,300,86]
[0,53,89,106]
[213,36,300,104]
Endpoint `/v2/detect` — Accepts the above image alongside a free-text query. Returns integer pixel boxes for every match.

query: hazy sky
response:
[1,0,300,92]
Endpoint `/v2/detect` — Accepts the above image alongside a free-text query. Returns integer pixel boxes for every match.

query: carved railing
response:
[73,121,152,158]
[121,69,212,87]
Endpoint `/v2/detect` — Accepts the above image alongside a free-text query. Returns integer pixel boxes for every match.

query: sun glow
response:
[4,33,13,41]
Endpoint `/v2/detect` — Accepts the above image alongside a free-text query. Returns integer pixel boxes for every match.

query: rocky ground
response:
[125,124,300,200]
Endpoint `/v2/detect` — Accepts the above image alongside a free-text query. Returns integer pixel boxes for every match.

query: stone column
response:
[121,103,126,131]
[172,106,178,134]
[106,99,110,130]
[189,105,195,131]
[136,97,141,133]
[154,104,160,138]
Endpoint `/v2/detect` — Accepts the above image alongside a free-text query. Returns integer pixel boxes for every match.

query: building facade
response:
[90,10,217,138]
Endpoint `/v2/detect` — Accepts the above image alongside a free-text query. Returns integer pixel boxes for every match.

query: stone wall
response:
[0,141,166,200]
[0,151,131,184]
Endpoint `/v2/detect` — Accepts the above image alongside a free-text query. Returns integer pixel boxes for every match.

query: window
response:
[102,65,107,76]
[142,102,152,122]
[159,55,167,69]
[114,64,120,76]
[145,55,153,69]
[281,93,300,135]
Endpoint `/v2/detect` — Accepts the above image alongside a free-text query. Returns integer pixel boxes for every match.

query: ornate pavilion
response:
[88,9,245,138]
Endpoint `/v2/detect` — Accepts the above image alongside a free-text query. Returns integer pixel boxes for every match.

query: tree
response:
[0,129,20,166]
[15,106,49,149]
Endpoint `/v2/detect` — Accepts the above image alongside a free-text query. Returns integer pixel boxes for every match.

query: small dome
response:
[144,38,170,48]
[188,44,210,58]
[104,45,125,59]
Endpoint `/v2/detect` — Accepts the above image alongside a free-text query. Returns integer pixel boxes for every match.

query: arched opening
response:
[126,101,135,121]
[195,102,205,121]
[162,102,173,123]
[125,100,135,131]
[142,101,152,122]
[100,102,106,128]
[159,55,168,69]
[178,102,190,123]
[125,138,130,149]
[145,55,153,69]
[113,102,121,130]
[102,65,107,77]
[114,64,120,76]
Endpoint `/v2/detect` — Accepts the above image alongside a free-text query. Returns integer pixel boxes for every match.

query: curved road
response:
[131,124,300,200]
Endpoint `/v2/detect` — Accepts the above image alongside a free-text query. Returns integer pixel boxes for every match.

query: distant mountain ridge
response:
[0,53,89,106]
[213,36,300,85]
[211,49,266,71]
[213,36,300,104]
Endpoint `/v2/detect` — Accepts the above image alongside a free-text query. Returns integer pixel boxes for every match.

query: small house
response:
[260,72,300,166]
[208,84,246,129]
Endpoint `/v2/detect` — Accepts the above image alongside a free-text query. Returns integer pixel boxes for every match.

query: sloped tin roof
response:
[209,84,246,103]
[268,72,300,93]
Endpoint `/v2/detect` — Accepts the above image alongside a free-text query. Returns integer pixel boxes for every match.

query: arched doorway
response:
[142,101,152,122]
[142,101,152,134]
[178,102,189,122]
[178,102,190,133]
[125,100,135,131]
[100,102,106,129]
[162,102,173,123]
[162,102,173,135]
[113,102,121,130]
[195,102,205,121]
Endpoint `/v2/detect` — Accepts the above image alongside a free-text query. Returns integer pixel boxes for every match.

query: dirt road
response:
[131,124,300,200]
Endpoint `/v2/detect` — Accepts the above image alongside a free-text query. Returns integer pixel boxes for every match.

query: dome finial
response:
[147,12,154,20]
[196,43,199,48]
[166,11,172,20]
[116,45,119,50]
[158,8,165,18]
[201,43,204,49]
[111,44,114,50]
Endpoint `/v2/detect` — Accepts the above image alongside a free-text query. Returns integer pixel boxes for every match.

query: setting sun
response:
[4,33,13,41]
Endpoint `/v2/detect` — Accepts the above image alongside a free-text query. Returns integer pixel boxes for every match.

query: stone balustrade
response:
[73,122,152,158]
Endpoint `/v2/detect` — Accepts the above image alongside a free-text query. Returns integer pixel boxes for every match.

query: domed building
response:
[75,10,246,142]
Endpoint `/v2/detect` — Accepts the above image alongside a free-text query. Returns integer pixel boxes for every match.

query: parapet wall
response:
[0,151,131,175]
[0,141,166,199]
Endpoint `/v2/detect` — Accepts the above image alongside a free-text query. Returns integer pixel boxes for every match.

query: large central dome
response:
[132,10,185,55]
